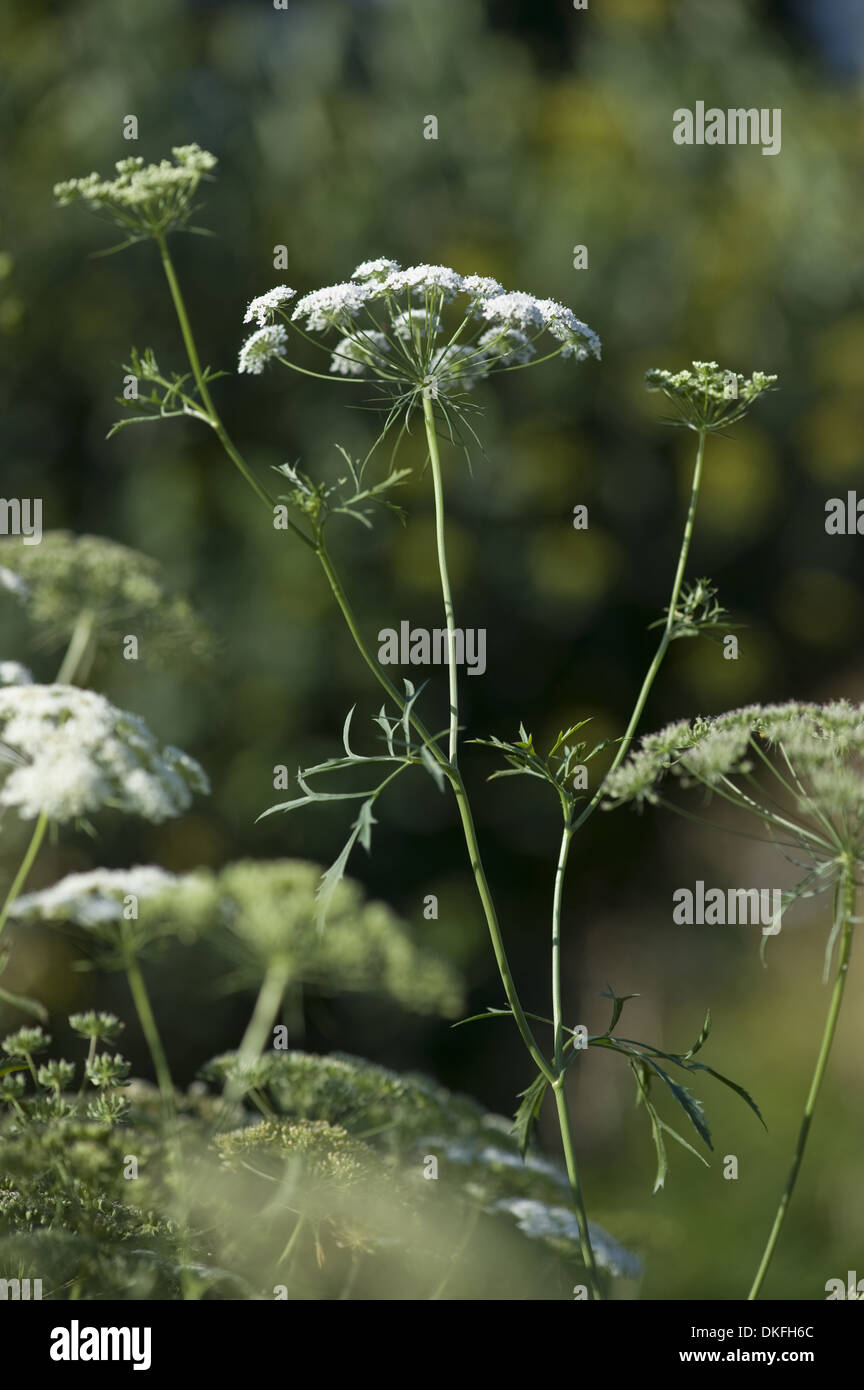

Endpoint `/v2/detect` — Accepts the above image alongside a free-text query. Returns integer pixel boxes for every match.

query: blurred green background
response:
[2,0,863,1299]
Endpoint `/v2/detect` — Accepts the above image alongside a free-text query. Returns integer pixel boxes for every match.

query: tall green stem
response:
[0,811,48,943]
[419,397,600,1295]
[747,865,857,1300]
[320,539,548,1073]
[572,428,707,835]
[545,429,708,1296]
[551,817,574,1077]
[422,395,460,764]
[553,1079,601,1298]
[449,770,553,1082]
[550,817,602,1299]
[316,540,443,755]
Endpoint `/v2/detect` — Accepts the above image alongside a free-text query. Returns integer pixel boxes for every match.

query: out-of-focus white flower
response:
[391,308,441,341]
[12,866,179,928]
[243,286,296,328]
[491,1197,643,1278]
[329,331,391,377]
[0,684,209,823]
[0,662,33,686]
[477,326,535,366]
[0,566,30,600]
[238,324,288,375]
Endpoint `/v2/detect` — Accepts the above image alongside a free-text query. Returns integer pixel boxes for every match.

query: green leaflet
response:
[513,1072,550,1159]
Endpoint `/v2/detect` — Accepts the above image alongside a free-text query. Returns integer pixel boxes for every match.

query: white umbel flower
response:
[478,291,547,332]
[383,264,465,300]
[243,286,296,328]
[237,324,288,375]
[291,282,371,332]
[462,274,505,300]
[480,291,601,360]
[351,258,401,282]
[537,298,602,360]
[11,866,179,928]
[240,258,600,399]
[0,684,209,823]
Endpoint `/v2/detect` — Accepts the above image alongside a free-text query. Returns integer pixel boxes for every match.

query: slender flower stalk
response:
[422,395,460,766]
[553,1079,601,1295]
[420,393,601,1292]
[543,427,709,1292]
[572,429,707,838]
[123,946,175,1111]
[118,919,201,1298]
[154,232,311,543]
[225,959,292,1107]
[0,811,49,942]
[748,863,857,1299]
[55,609,96,685]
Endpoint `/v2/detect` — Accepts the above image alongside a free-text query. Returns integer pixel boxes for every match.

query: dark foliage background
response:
[2,0,863,1297]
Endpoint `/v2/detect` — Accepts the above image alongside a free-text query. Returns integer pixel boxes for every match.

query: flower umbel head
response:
[238,258,601,420]
[0,532,213,668]
[12,858,464,1013]
[54,145,217,243]
[603,701,864,962]
[0,684,209,823]
[237,324,289,376]
[645,361,777,431]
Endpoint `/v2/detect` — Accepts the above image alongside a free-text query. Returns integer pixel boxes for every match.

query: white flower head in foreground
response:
[291,282,371,334]
[0,662,33,687]
[237,257,600,404]
[0,684,209,823]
